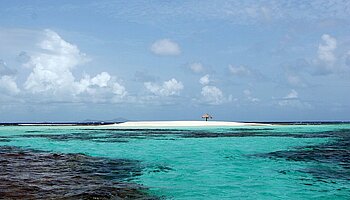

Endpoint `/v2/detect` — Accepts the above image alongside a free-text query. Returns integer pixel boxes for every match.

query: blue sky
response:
[0,0,350,122]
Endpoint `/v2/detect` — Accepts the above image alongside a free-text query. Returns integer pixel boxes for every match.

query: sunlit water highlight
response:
[0,124,349,199]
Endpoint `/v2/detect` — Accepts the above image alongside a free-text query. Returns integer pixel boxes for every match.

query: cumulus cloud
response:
[189,62,204,73]
[200,85,225,105]
[23,29,126,102]
[199,74,210,85]
[228,64,266,81]
[0,75,20,95]
[75,72,127,99]
[278,89,298,106]
[24,29,86,94]
[144,78,183,96]
[278,89,311,108]
[150,39,181,56]
[312,34,350,75]
[16,51,31,63]
[318,34,337,64]
[0,60,20,95]
[228,65,252,76]
[286,89,298,99]
[243,89,260,103]
[0,60,16,76]
[90,72,111,87]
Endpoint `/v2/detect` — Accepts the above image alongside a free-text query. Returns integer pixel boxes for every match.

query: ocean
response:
[0,123,349,199]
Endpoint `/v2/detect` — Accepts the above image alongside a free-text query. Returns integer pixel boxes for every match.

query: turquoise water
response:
[0,124,349,199]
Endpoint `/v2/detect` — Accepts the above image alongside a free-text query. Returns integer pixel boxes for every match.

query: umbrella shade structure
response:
[201,113,212,121]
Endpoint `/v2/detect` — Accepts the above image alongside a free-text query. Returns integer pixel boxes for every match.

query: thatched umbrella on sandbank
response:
[202,113,212,121]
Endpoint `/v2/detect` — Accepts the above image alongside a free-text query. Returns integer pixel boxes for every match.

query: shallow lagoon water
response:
[0,124,349,199]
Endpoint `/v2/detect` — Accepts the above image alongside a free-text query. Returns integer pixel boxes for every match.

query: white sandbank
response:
[101,121,271,127]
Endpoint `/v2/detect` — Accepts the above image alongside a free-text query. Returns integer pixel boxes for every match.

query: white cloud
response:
[278,89,311,108]
[248,96,259,103]
[278,89,298,106]
[199,74,210,85]
[228,65,251,76]
[75,72,127,99]
[0,75,20,95]
[24,29,85,94]
[200,85,225,105]
[91,72,111,87]
[285,89,298,99]
[318,34,337,64]
[111,82,127,97]
[144,78,183,96]
[0,60,16,76]
[23,29,127,102]
[0,60,20,95]
[243,89,260,103]
[311,34,350,75]
[190,62,204,73]
[150,39,181,56]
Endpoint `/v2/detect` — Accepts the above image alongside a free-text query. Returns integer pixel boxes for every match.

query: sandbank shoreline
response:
[100,121,271,127]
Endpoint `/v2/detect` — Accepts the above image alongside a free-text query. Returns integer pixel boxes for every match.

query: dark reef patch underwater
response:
[16,127,343,142]
[0,146,159,200]
[256,128,350,181]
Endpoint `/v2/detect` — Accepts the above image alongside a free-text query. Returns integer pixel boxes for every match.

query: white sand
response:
[101,121,270,127]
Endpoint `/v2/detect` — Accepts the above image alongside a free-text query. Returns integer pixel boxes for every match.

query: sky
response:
[0,0,350,122]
